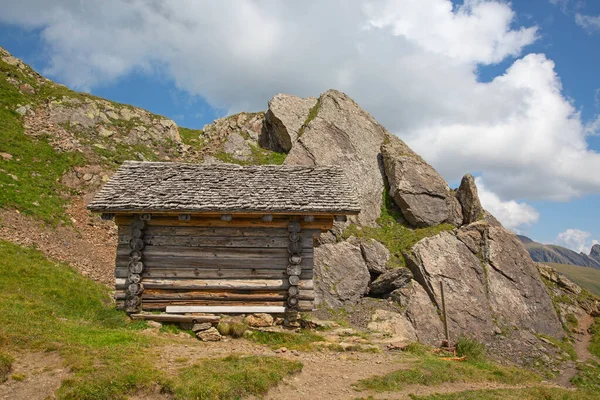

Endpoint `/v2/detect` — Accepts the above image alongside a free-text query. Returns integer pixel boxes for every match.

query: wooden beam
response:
[166,305,287,314]
[115,278,314,291]
[130,313,220,323]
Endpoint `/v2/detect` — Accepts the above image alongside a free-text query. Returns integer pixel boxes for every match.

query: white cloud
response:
[475,177,539,230]
[576,13,600,33]
[555,229,599,254]
[1,0,599,204]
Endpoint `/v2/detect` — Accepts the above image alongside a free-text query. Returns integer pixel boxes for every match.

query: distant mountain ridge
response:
[518,236,600,269]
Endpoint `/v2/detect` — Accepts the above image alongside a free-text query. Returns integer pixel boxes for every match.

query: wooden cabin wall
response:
[113,214,331,312]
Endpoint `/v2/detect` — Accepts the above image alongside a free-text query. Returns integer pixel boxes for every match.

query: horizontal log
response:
[115,255,314,270]
[116,245,313,259]
[142,300,288,307]
[144,303,313,312]
[166,305,288,314]
[115,289,315,301]
[118,234,314,249]
[118,226,321,238]
[130,313,220,323]
[114,267,313,280]
[115,216,333,231]
[115,278,314,291]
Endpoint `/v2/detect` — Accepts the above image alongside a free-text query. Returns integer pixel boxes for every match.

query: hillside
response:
[2,46,600,398]
[518,236,600,269]
[545,262,600,297]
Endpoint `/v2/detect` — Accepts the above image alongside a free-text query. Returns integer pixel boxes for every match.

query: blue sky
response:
[0,0,599,253]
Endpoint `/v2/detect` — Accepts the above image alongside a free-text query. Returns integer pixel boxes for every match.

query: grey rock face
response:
[484,226,563,337]
[284,89,387,226]
[403,283,445,345]
[360,239,391,275]
[263,94,317,152]
[367,309,417,343]
[223,131,252,161]
[591,244,600,262]
[456,174,483,225]
[405,224,563,345]
[191,322,212,332]
[314,241,370,307]
[381,133,462,227]
[369,268,413,295]
[405,231,495,342]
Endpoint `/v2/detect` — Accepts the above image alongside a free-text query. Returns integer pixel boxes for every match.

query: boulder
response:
[403,283,445,345]
[456,174,483,225]
[456,220,486,254]
[245,313,274,328]
[381,133,462,227]
[192,322,213,332]
[405,231,495,342]
[284,90,387,226]
[367,309,417,343]
[360,239,390,275]
[369,268,413,295]
[196,327,222,342]
[483,226,563,337]
[314,241,370,307]
[223,131,252,161]
[263,94,318,152]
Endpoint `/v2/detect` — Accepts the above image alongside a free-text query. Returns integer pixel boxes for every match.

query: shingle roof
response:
[87,161,361,214]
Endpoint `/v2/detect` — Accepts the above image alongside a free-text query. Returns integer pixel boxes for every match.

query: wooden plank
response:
[115,256,314,269]
[116,216,332,230]
[141,300,287,307]
[115,278,314,291]
[114,267,313,280]
[116,211,346,217]
[166,305,287,313]
[115,289,316,301]
[117,235,314,249]
[116,245,314,258]
[130,314,220,323]
[128,226,321,238]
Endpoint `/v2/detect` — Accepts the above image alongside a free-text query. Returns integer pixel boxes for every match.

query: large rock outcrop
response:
[590,244,600,263]
[282,90,388,226]
[263,94,317,152]
[405,223,563,343]
[314,241,370,307]
[381,133,462,227]
[456,174,483,225]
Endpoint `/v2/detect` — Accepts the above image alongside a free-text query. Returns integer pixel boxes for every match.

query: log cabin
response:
[88,161,360,319]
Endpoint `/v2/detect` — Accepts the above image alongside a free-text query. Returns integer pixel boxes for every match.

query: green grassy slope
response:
[0,240,301,399]
[545,263,600,297]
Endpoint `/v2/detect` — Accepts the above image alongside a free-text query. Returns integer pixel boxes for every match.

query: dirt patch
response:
[0,351,69,400]
[0,197,117,286]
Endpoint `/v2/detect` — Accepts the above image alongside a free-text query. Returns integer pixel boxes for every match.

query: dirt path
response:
[554,314,598,387]
[0,351,69,400]
[573,314,598,363]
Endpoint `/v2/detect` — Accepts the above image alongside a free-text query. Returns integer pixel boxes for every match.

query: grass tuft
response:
[248,330,325,351]
[456,336,487,362]
[0,351,13,382]
[171,355,302,399]
[217,321,232,336]
[343,189,454,268]
[354,353,540,392]
[407,386,600,400]
[589,318,600,359]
